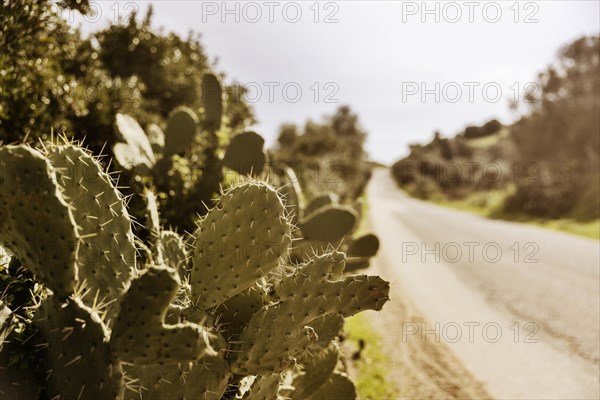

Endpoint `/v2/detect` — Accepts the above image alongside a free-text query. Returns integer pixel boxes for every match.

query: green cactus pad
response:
[113,113,155,170]
[145,189,161,241]
[125,351,230,400]
[111,265,216,364]
[299,205,357,242]
[307,313,344,351]
[147,123,165,154]
[304,193,336,217]
[48,144,136,315]
[144,189,163,264]
[274,252,390,317]
[230,312,318,375]
[161,230,189,280]
[347,233,380,258]
[306,372,356,400]
[191,181,291,309]
[34,296,124,400]
[202,73,223,131]
[223,131,266,177]
[344,259,371,273]
[290,237,343,264]
[0,145,79,297]
[213,287,264,340]
[164,107,199,157]
[231,252,389,374]
[291,343,339,399]
[279,167,304,224]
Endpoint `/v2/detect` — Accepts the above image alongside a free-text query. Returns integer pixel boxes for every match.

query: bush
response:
[463,119,502,139]
[503,162,583,218]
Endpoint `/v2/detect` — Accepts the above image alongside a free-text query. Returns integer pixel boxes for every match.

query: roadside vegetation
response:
[392,36,600,239]
[345,313,400,399]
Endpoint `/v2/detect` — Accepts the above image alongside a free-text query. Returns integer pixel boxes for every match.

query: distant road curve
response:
[367,168,600,399]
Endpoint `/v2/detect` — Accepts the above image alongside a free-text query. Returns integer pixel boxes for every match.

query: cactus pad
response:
[223,131,266,176]
[306,372,356,400]
[231,252,389,374]
[347,233,380,258]
[201,73,223,131]
[34,296,124,400]
[111,265,216,364]
[290,343,340,399]
[307,313,344,351]
[125,352,230,400]
[0,145,79,297]
[164,107,199,157]
[213,287,264,340]
[280,167,304,224]
[113,113,155,170]
[161,230,189,280]
[147,123,165,155]
[191,181,291,309]
[304,193,336,217]
[299,205,357,242]
[48,144,136,315]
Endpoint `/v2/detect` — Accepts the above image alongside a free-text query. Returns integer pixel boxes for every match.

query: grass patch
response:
[427,189,600,240]
[345,313,399,399]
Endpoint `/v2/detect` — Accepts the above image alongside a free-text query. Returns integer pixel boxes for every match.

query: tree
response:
[511,36,600,162]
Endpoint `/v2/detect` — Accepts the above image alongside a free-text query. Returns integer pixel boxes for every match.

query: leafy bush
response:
[463,119,503,139]
[504,162,584,218]
[273,106,371,202]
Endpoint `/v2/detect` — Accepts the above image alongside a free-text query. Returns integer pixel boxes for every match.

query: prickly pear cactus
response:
[288,342,340,399]
[299,205,358,242]
[47,144,136,316]
[125,350,230,400]
[0,145,79,297]
[304,193,337,217]
[280,174,381,270]
[111,265,216,364]
[164,106,199,157]
[345,233,380,272]
[229,252,390,374]
[147,123,165,154]
[306,372,356,400]
[279,167,304,225]
[202,73,223,132]
[347,233,380,258]
[0,138,390,400]
[113,113,156,170]
[223,131,266,176]
[191,181,291,309]
[35,296,124,400]
[160,230,189,279]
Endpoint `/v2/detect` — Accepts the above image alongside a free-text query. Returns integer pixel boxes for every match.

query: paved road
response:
[367,169,600,399]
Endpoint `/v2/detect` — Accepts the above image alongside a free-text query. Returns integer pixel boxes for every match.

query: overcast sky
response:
[73,1,600,163]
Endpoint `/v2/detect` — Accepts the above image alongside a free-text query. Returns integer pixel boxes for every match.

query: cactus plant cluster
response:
[0,137,390,398]
[111,73,266,234]
[278,169,381,272]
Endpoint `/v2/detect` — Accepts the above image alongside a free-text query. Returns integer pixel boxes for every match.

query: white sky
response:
[71,1,600,163]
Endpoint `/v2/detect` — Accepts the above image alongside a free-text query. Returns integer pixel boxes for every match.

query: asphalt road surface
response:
[367,169,600,399]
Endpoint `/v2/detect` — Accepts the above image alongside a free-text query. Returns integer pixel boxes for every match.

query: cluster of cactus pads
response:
[112,73,267,234]
[279,168,381,272]
[113,73,265,180]
[0,139,389,399]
